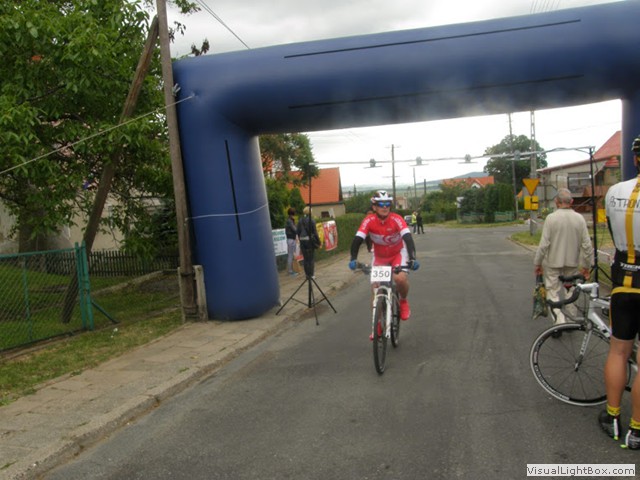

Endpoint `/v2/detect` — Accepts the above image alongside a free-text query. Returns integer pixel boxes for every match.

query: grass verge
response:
[0,275,183,406]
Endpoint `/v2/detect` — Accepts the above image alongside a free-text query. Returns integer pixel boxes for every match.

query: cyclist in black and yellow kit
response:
[599,134,640,449]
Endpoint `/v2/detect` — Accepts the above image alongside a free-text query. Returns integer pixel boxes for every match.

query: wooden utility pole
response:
[529,110,538,235]
[156,0,198,320]
[508,113,519,218]
[390,144,398,209]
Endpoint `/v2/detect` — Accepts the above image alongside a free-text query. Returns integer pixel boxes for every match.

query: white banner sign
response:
[272,229,287,256]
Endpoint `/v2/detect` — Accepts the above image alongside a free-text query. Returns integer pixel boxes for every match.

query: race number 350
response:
[370,265,392,283]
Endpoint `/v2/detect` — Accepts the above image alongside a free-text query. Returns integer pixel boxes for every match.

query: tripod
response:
[276,163,337,324]
[276,272,336,325]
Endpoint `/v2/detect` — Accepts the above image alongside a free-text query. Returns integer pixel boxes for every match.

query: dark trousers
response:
[300,241,315,277]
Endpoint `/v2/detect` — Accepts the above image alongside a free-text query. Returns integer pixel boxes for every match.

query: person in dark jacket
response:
[297,206,320,277]
[416,211,424,234]
[285,207,298,276]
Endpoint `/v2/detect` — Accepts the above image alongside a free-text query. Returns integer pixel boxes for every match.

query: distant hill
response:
[452,171,488,179]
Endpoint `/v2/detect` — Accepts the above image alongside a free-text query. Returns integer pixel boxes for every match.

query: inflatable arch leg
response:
[623,92,640,181]
[181,118,279,320]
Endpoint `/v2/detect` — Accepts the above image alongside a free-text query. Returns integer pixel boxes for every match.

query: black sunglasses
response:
[376,201,392,207]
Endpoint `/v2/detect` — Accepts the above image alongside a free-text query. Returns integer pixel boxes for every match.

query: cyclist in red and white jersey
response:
[348,190,419,320]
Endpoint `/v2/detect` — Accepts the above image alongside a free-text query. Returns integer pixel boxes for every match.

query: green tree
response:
[260,133,317,182]
[459,188,485,216]
[122,201,179,258]
[345,191,376,214]
[289,187,306,215]
[259,133,317,224]
[265,178,290,229]
[0,1,203,252]
[421,183,465,221]
[422,183,466,210]
[481,183,514,222]
[483,134,547,188]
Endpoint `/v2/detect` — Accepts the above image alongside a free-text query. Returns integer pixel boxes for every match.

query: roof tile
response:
[289,167,343,204]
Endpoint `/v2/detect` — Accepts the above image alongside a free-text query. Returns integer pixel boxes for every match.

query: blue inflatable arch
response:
[173,1,640,320]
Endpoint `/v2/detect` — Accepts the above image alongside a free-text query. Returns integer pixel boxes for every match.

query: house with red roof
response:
[289,167,345,218]
[536,131,621,213]
[441,175,495,189]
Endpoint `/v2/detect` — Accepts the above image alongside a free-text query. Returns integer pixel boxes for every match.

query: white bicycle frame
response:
[571,282,611,337]
[563,282,638,377]
[370,265,394,339]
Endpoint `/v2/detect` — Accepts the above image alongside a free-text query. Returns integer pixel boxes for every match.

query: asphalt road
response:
[44,226,635,480]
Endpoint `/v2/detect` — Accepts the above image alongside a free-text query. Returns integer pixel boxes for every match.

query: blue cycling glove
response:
[348,260,357,270]
[409,259,420,271]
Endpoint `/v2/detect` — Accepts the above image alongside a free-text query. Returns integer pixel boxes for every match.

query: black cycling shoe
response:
[599,410,621,440]
[624,428,640,449]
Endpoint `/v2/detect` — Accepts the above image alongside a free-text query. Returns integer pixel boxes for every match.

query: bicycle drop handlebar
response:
[559,274,586,284]
[546,273,597,309]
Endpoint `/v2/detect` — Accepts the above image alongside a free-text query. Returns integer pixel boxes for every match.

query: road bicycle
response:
[356,263,404,374]
[529,274,638,406]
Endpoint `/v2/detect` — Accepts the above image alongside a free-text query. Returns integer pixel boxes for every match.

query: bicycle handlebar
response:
[547,286,582,309]
[558,274,586,284]
[547,274,594,308]
[355,262,409,275]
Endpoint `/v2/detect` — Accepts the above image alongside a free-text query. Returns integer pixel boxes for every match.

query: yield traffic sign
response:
[523,178,540,196]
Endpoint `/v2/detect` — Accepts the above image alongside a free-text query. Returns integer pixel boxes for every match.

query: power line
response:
[313,145,596,168]
[0,95,194,176]
[193,0,250,50]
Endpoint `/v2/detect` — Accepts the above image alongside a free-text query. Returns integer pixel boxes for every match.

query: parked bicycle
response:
[529,274,638,406]
[356,263,405,374]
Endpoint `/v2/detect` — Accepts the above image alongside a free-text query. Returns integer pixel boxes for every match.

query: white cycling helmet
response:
[371,190,393,204]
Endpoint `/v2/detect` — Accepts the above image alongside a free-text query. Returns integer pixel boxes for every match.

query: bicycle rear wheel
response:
[391,294,400,348]
[530,323,610,406]
[373,296,388,374]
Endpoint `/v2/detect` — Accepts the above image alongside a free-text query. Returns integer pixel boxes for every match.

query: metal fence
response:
[0,245,180,353]
[459,211,515,223]
[89,251,178,276]
[0,245,92,352]
[494,211,516,222]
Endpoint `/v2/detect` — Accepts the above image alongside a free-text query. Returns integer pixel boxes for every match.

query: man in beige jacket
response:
[534,188,594,324]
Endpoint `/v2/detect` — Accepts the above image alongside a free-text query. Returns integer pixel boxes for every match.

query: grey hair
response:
[556,188,573,205]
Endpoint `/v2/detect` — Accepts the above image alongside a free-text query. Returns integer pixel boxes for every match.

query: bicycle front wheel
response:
[373,296,388,374]
[530,323,609,406]
[391,294,400,348]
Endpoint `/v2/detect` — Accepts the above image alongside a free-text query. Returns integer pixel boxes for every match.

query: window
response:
[567,172,591,194]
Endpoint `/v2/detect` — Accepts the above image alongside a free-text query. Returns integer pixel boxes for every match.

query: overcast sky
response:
[165,0,623,189]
